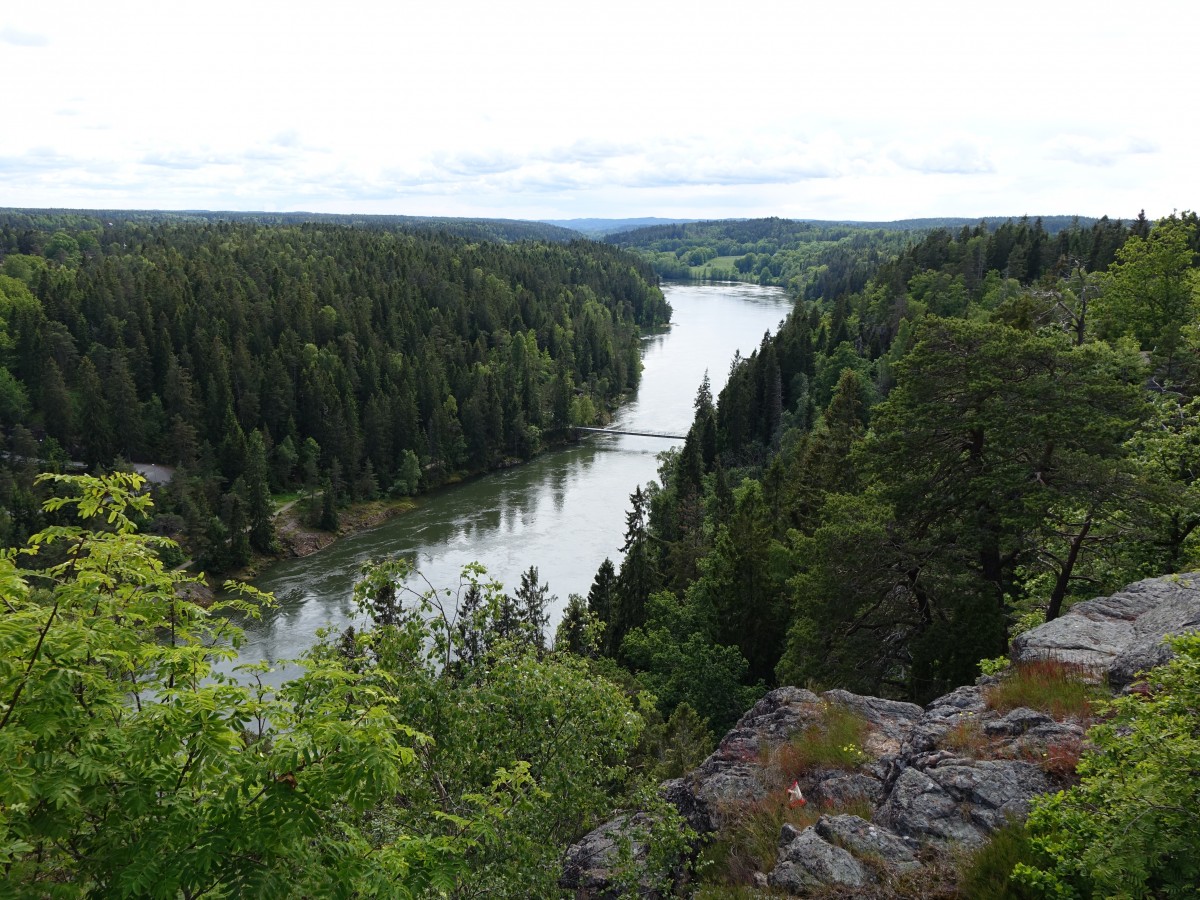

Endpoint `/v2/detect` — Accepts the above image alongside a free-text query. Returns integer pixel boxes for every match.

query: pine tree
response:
[587,557,618,648]
[610,486,658,658]
[513,565,552,651]
[244,429,276,554]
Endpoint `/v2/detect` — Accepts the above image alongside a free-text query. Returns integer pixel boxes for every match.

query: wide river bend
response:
[233,283,792,676]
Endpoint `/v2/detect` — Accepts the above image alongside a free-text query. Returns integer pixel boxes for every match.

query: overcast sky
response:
[2,1,1195,222]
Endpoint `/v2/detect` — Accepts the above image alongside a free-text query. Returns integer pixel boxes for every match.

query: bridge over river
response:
[573,426,686,440]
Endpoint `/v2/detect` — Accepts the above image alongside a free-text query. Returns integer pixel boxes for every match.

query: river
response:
[234,282,792,675]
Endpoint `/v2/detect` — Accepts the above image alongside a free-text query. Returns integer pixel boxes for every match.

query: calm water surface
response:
[232,283,792,675]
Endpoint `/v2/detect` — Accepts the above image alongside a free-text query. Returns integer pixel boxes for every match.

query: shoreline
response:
[213,325,673,587]
[228,427,604,585]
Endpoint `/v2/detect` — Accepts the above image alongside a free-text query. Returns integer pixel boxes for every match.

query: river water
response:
[234,283,792,674]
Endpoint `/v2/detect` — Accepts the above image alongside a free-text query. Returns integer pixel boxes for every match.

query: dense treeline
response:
[591,211,1200,727]
[0,207,583,244]
[0,218,669,567]
[808,214,1097,233]
[605,215,1110,304]
[606,216,915,296]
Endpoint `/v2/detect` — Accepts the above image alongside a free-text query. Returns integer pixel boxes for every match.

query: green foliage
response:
[1097,214,1199,373]
[1015,632,1200,898]
[1124,393,1200,575]
[609,217,915,296]
[0,475,682,896]
[337,557,671,898]
[856,318,1147,695]
[979,655,1011,677]
[777,490,912,695]
[0,474,456,897]
[958,819,1043,900]
[622,590,761,733]
[391,448,422,497]
[648,701,715,781]
[554,592,603,657]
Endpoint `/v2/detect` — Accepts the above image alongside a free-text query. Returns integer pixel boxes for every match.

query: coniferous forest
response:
[0,213,668,568]
[591,211,1199,722]
[1,208,1198,898]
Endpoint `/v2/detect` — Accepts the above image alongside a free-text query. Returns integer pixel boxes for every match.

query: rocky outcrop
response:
[768,824,869,892]
[560,812,661,897]
[561,572,1200,896]
[877,758,1049,846]
[814,814,919,872]
[1012,572,1200,688]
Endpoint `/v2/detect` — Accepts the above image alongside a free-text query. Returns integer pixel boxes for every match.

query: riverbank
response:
[274,495,418,561]
[184,495,418,602]
[243,425,610,578]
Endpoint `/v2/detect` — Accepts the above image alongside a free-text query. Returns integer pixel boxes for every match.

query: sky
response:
[1,0,1195,222]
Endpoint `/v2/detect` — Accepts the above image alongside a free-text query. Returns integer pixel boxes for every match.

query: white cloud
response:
[1045,135,1160,168]
[0,26,48,46]
[888,139,995,175]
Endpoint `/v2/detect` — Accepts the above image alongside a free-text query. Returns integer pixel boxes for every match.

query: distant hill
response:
[602,214,1123,294]
[539,217,701,237]
[799,215,1101,235]
[0,209,582,244]
[609,215,1103,244]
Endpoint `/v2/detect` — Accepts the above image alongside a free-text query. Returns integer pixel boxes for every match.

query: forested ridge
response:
[0,208,584,244]
[604,214,1106,301]
[588,210,1200,725]
[0,215,669,568]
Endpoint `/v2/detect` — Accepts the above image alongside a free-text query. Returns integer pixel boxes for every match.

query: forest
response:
[0,213,669,569]
[0,208,583,244]
[605,215,1107,303]
[1,208,1197,897]
[588,210,1199,724]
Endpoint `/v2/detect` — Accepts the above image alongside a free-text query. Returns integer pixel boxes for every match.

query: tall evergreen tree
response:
[244,429,276,554]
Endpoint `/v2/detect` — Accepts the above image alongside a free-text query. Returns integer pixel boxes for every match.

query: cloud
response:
[432,150,525,177]
[619,151,838,189]
[541,139,642,165]
[0,26,48,47]
[395,136,848,197]
[0,148,80,174]
[1045,134,1159,167]
[140,151,237,170]
[888,139,994,175]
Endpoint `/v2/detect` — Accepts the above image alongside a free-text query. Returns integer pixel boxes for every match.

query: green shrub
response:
[1015,633,1200,897]
[958,820,1043,899]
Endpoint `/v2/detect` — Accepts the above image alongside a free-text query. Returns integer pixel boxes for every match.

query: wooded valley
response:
[1,208,1197,898]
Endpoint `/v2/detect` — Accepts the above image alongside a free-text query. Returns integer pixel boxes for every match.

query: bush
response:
[958,820,1043,899]
[1014,633,1200,897]
[0,474,453,896]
